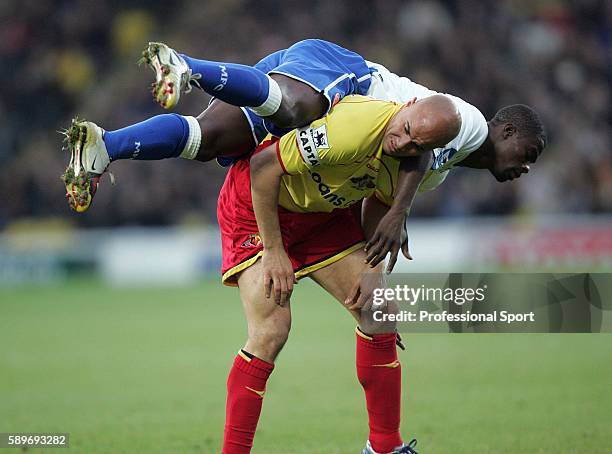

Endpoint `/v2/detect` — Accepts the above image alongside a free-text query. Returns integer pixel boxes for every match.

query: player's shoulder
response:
[445,94,488,151]
[450,95,487,128]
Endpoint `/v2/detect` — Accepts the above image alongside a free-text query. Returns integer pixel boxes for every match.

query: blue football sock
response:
[103,114,189,161]
[181,55,273,108]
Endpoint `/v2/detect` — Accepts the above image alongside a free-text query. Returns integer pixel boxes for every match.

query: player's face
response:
[491,134,540,182]
[382,102,448,158]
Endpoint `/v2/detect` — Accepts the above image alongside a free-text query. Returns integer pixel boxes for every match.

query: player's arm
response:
[250,145,296,306]
[365,152,432,273]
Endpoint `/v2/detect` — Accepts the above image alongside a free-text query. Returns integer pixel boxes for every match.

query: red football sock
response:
[222,350,274,454]
[356,328,403,454]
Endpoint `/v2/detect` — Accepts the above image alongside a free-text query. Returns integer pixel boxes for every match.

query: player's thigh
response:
[237,260,292,341]
[309,249,396,333]
[195,99,256,161]
[269,74,328,129]
[309,249,383,304]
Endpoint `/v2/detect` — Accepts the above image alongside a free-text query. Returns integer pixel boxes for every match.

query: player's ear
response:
[502,123,517,139]
[404,97,417,107]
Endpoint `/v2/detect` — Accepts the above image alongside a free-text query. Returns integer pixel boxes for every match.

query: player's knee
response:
[272,99,302,129]
[359,303,399,334]
[194,102,255,161]
[273,97,325,129]
[194,117,220,162]
[249,322,290,357]
[269,76,327,129]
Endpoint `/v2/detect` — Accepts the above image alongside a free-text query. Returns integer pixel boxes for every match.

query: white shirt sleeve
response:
[365,61,437,102]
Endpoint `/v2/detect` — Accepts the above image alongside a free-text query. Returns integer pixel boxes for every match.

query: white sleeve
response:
[420,103,488,192]
[365,61,438,103]
[445,98,488,156]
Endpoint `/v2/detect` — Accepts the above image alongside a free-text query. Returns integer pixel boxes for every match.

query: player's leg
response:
[142,42,280,113]
[266,74,328,129]
[309,251,408,454]
[61,100,255,212]
[309,249,396,334]
[193,100,258,162]
[101,101,254,163]
[142,42,328,130]
[223,260,290,454]
[237,260,291,363]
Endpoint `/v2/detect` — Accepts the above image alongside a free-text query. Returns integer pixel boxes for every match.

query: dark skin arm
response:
[364,151,432,273]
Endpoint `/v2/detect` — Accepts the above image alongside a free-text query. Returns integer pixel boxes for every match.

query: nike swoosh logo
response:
[372,360,401,368]
[245,386,266,397]
[91,155,98,172]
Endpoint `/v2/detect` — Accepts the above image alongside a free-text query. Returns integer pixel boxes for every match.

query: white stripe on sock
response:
[180,116,202,160]
[250,76,282,117]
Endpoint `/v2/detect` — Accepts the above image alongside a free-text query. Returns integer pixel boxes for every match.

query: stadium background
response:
[1,1,611,453]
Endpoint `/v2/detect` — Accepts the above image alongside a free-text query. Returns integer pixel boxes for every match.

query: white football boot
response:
[362,439,418,454]
[139,42,199,109]
[60,118,111,213]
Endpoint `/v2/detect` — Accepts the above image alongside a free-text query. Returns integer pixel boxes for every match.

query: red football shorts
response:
[218,141,366,286]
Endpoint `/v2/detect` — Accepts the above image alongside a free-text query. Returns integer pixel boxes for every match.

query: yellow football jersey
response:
[276,95,403,213]
[375,155,450,207]
[374,155,400,207]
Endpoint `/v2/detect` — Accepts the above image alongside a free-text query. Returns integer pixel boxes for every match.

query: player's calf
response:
[244,322,290,364]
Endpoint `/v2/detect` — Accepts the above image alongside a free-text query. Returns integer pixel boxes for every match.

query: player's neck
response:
[456,123,495,170]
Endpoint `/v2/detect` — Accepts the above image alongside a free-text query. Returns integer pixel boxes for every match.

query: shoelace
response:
[185,71,202,94]
[396,439,418,454]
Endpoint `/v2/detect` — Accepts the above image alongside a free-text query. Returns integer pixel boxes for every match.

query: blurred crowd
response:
[1,0,611,228]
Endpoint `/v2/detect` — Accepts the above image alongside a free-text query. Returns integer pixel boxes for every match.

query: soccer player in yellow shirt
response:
[250,95,459,302]
[217,94,459,454]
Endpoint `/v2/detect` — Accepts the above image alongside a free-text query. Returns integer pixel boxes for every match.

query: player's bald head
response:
[382,94,462,157]
[412,95,461,148]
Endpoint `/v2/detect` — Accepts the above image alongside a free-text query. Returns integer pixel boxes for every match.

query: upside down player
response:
[217,92,545,453]
[62,38,529,271]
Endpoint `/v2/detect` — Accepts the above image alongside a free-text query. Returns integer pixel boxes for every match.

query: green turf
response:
[1,279,610,453]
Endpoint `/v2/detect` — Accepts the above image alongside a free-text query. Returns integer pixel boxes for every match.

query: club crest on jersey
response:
[312,125,329,149]
[297,124,330,168]
[241,233,262,248]
[432,147,458,170]
[350,174,376,191]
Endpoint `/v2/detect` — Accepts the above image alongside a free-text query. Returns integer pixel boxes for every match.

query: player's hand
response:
[364,210,413,274]
[344,273,380,312]
[345,279,366,311]
[262,247,297,306]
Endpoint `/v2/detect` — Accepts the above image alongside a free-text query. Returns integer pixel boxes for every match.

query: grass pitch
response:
[1,279,610,453]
